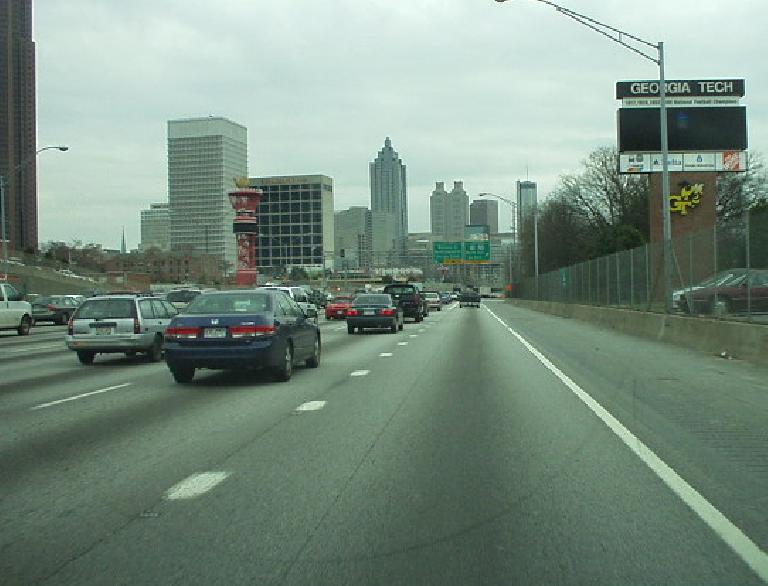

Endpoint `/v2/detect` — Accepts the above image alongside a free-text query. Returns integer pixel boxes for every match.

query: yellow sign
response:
[670,183,703,215]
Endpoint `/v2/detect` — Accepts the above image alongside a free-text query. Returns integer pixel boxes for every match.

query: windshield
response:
[384,287,414,295]
[184,293,271,314]
[75,298,135,319]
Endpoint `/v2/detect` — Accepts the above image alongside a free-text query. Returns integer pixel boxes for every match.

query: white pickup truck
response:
[0,282,32,335]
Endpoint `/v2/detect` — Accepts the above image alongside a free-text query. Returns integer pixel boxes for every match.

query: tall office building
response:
[516,180,538,242]
[249,174,334,271]
[446,180,469,241]
[1,0,36,250]
[168,117,247,271]
[140,203,170,251]
[334,206,371,270]
[370,137,407,249]
[470,199,499,234]
[371,211,396,266]
[429,181,449,240]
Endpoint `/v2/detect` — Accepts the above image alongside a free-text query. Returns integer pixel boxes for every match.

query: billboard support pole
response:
[658,41,673,313]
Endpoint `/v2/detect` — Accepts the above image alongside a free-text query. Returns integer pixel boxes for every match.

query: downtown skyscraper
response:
[369,137,407,251]
[167,117,247,271]
[1,0,36,250]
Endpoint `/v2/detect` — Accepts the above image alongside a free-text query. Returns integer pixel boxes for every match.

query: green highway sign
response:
[433,241,491,264]
[433,242,463,264]
[462,240,491,263]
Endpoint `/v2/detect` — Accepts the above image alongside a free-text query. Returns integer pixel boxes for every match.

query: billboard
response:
[617,106,747,152]
[464,224,490,241]
[618,151,747,174]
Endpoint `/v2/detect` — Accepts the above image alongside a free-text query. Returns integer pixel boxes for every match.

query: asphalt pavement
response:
[1,302,767,585]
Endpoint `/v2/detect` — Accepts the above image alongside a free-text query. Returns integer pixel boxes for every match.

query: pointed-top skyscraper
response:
[369,137,407,251]
[120,226,127,254]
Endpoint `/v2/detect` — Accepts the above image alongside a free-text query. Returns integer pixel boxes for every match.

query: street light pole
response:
[1,145,69,277]
[494,0,673,311]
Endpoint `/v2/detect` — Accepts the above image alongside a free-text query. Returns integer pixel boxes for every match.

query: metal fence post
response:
[746,208,752,320]
[645,243,650,308]
[630,248,635,309]
[616,252,621,307]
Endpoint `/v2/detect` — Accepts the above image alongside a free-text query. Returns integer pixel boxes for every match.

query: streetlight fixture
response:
[1,145,70,276]
[493,0,673,312]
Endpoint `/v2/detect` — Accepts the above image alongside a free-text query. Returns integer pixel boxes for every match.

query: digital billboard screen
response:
[618,106,747,152]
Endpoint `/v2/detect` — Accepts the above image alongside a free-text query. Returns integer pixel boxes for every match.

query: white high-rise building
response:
[370,137,407,250]
[429,181,449,240]
[447,180,469,241]
[168,117,247,271]
[140,203,170,251]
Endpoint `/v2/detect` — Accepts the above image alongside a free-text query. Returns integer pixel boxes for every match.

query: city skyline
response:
[31,1,768,249]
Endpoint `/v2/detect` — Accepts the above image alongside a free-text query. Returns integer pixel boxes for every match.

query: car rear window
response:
[354,295,391,305]
[185,293,271,314]
[76,298,135,319]
[167,290,201,303]
[384,286,414,295]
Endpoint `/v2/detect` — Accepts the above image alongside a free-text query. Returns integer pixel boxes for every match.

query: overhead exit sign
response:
[433,241,491,264]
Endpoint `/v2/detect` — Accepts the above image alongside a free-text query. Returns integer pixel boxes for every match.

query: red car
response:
[325,296,354,320]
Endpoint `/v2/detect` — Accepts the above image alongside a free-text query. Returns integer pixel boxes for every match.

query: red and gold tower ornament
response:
[228,177,263,286]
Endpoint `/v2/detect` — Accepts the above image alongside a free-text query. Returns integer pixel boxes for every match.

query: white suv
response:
[0,282,33,335]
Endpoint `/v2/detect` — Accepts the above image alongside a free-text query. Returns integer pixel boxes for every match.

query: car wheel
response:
[56,312,69,326]
[125,350,137,358]
[170,365,195,383]
[415,313,422,322]
[17,315,32,336]
[147,337,163,362]
[77,350,95,365]
[398,320,403,331]
[273,342,293,382]
[347,324,355,334]
[306,336,321,368]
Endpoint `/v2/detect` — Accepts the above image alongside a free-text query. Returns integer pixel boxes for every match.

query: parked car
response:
[423,291,442,312]
[673,268,747,312]
[679,269,768,315]
[66,294,178,364]
[0,282,32,336]
[346,294,403,334]
[166,288,202,310]
[439,292,452,304]
[31,294,82,325]
[382,283,425,322]
[164,288,320,383]
[325,295,354,320]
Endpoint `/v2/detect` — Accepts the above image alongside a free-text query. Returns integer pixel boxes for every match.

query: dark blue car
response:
[164,289,320,383]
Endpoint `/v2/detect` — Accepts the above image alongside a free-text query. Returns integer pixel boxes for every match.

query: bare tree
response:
[716,152,767,222]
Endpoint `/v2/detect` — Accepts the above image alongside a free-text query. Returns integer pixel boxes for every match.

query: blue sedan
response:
[164,289,320,383]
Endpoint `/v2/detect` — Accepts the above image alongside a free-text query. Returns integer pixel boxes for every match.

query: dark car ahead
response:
[346,294,403,334]
[31,295,81,324]
[382,283,424,322]
[164,289,320,383]
[680,269,768,315]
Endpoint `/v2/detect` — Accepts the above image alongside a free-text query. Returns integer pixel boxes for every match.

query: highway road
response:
[2,301,767,585]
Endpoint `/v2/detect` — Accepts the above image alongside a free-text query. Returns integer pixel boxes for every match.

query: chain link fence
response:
[517,210,768,322]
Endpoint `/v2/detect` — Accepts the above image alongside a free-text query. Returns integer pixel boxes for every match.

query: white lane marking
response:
[165,472,229,500]
[379,352,393,357]
[30,383,132,411]
[334,326,346,331]
[418,329,426,333]
[350,370,370,377]
[409,334,418,338]
[296,400,327,411]
[397,342,408,346]
[3,343,63,354]
[482,305,768,582]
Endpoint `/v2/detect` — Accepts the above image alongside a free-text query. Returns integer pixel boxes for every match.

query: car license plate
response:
[364,310,375,316]
[94,328,114,335]
[336,311,344,315]
[204,328,227,338]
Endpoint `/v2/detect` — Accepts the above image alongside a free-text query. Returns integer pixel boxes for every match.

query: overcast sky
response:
[35,0,767,249]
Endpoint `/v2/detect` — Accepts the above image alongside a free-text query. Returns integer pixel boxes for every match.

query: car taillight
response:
[134,318,141,334]
[165,326,201,340]
[230,325,276,338]
[67,317,74,336]
[346,308,360,317]
[379,308,395,316]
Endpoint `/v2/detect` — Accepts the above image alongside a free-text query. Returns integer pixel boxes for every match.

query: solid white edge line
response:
[165,471,229,500]
[484,305,768,582]
[30,383,132,411]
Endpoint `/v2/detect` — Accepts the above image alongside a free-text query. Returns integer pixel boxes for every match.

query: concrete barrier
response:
[509,299,768,368]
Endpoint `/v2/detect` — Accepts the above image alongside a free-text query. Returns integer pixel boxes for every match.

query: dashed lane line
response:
[350,370,370,377]
[296,400,327,411]
[30,383,132,411]
[165,472,230,501]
